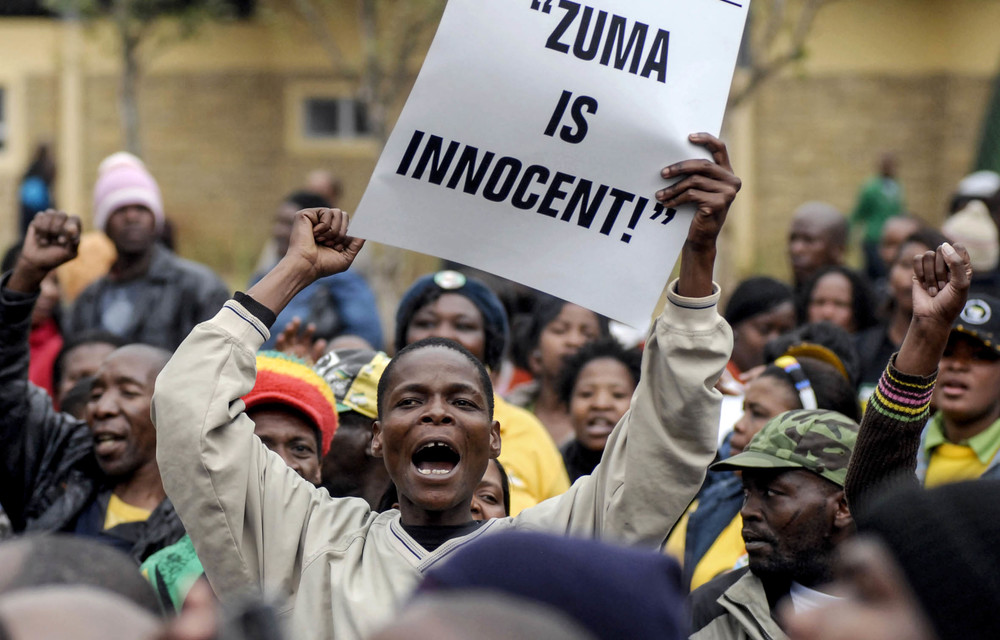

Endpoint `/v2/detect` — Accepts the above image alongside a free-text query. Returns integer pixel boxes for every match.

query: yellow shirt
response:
[666,502,747,591]
[926,443,991,488]
[104,494,153,530]
[690,514,747,590]
[924,413,1000,488]
[493,396,571,515]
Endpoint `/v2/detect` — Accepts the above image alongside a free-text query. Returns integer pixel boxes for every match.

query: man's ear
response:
[832,490,853,531]
[489,420,502,459]
[371,421,384,458]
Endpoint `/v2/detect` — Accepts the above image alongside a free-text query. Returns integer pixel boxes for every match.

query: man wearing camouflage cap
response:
[313,348,393,509]
[688,409,859,640]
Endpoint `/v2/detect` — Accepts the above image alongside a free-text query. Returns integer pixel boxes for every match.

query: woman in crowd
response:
[394,271,569,515]
[797,265,878,335]
[855,227,948,396]
[719,277,795,394]
[557,338,641,483]
[507,293,610,445]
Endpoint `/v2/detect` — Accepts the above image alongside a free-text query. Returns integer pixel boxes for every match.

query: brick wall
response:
[745,73,992,279]
[11,68,995,296]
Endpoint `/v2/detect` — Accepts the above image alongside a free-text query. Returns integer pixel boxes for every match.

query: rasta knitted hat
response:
[712,409,859,487]
[243,351,339,456]
[93,152,165,232]
[313,348,390,419]
[394,270,509,371]
[856,480,1000,640]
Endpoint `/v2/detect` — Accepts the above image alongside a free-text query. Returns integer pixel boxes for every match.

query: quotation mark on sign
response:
[530,0,553,14]
[620,203,678,244]
[649,204,677,225]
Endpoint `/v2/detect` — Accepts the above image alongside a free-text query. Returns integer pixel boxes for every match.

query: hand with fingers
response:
[657,132,742,249]
[8,209,82,294]
[287,208,366,281]
[911,242,972,328]
[274,317,329,365]
[248,208,366,318]
[660,133,741,298]
[895,242,972,376]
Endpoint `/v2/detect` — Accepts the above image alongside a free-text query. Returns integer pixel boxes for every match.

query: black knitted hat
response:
[856,480,1000,640]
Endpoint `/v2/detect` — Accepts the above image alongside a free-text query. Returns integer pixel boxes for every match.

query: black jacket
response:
[66,244,230,351]
[0,276,185,563]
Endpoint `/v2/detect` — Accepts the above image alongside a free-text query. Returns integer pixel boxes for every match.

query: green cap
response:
[711,409,859,487]
[313,349,391,419]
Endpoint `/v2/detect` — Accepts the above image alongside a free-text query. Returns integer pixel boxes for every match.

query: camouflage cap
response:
[313,349,391,419]
[711,409,859,487]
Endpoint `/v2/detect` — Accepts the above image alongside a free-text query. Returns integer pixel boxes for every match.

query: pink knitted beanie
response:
[92,152,164,231]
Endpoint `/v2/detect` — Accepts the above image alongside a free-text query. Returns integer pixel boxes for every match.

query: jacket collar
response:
[718,569,790,640]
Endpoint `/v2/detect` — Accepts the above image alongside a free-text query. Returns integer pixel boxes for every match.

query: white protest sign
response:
[352,0,750,328]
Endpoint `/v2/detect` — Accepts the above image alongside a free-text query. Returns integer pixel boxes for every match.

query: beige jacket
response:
[689,569,789,640]
[152,282,731,640]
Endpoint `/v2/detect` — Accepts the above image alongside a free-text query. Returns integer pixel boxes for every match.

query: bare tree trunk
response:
[114,0,142,155]
[358,0,388,146]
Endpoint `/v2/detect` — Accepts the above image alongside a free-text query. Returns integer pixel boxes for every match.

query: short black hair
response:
[377,337,494,421]
[557,338,641,406]
[283,190,331,211]
[759,356,861,422]
[796,266,879,333]
[52,330,129,390]
[0,534,161,616]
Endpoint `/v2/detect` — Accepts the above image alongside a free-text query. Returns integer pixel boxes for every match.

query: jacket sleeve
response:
[513,281,732,547]
[323,272,385,351]
[0,274,91,530]
[152,300,374,601]
[845,356,936,512]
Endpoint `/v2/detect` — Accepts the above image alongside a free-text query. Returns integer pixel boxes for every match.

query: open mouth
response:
[93,433,126,456]
[412,441,460,477]
[939,380,968,397]
[585,417,617,436]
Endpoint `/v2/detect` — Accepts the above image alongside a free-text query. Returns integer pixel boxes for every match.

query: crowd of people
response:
[0,134,999,640]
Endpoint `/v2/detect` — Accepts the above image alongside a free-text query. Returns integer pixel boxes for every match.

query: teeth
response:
[420,442,452,451]
[416,468,452,476]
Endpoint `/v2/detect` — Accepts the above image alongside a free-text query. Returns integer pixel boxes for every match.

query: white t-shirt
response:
[789,581,842,613]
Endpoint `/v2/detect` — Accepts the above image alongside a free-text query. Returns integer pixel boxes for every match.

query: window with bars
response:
[303,97,371,139]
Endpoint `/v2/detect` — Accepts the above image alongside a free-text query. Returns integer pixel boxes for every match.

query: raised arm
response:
[0,211,87,529]
[846,242,971,509]
[153,208,368,599]
[516,134,739,546]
